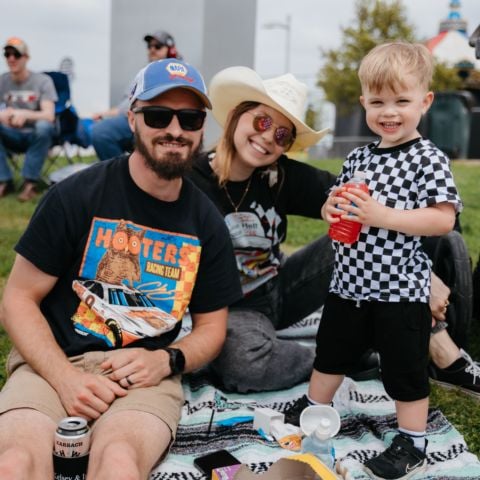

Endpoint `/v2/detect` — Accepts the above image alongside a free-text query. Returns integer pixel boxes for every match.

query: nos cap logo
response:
[166,62,188,78]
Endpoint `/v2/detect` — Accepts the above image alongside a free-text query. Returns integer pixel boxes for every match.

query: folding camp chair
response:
[7,71,92,184]
[43,71,91,174]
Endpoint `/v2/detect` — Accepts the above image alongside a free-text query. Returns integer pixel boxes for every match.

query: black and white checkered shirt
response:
[329,138,462,303]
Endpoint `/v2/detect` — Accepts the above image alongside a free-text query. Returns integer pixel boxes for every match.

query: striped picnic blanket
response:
[151,314,480,480]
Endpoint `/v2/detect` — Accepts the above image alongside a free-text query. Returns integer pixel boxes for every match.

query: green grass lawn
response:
[0,156,479,458]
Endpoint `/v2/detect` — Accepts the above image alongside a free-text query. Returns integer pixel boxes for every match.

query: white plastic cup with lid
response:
[299,405,341,438]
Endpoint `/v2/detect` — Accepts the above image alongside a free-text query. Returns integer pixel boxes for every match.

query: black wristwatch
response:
[163,347,185,376]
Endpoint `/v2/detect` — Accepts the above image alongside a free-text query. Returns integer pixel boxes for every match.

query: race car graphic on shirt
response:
[72,279,177,347]
[224,209,281,294]
[71,218,201,347]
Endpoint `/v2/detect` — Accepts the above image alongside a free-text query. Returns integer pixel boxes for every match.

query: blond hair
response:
[358,41,434,93]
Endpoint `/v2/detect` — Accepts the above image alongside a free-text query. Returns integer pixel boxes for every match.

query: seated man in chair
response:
[0,37,57,201]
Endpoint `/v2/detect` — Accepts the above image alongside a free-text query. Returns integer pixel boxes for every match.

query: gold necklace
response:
[223,175,253,212]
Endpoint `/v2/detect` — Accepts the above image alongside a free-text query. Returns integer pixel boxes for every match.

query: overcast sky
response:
[0,0,478,116]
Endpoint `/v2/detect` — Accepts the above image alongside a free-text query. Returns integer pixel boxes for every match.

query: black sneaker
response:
[429,349,480,399]
[364,434,427,480]
[283,394,311,426]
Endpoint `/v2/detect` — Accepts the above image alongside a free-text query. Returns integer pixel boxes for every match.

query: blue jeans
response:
[211,235,335,392]
[0,121,55,182]
[91,114,133,161]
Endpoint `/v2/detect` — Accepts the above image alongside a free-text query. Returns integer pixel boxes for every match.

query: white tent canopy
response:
[426,30,480,69]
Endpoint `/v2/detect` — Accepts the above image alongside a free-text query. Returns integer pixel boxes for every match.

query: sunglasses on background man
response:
[148,42,165,50]
[4,50,23,59]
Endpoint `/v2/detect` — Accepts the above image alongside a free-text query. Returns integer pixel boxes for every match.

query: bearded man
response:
[0,59,241,479]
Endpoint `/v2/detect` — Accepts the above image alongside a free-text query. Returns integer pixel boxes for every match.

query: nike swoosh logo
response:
[405,460,424,473]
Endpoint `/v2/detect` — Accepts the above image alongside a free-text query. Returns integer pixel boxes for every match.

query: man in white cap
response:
[0,58,241,479]
[91,30,180,161]
[0,37,57,201]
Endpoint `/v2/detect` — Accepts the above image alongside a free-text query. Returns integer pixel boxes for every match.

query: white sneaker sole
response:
[363,460,426,480]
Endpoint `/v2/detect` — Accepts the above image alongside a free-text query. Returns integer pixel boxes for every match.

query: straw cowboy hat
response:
[209,66,330,151]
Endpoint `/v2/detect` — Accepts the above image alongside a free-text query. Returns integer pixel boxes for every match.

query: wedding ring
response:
[125,375,134,386]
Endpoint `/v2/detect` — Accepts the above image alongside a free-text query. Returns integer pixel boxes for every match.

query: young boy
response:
[301,42,461,479]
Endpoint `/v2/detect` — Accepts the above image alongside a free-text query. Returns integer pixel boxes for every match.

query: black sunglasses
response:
[246,111,295,149]
[4,50,22,59]
[148,42,165,50]
[132,106,206,131]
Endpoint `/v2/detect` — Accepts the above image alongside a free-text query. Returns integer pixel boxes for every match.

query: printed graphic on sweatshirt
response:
[72,218,201,347]
[225,201,282,294]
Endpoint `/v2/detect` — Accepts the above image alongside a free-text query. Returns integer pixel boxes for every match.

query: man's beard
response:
[134,130,203,180]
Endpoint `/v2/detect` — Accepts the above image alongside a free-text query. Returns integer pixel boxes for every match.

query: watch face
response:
[168,347,185,375]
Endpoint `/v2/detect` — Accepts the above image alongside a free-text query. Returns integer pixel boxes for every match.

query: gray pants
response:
[211,235,334,393]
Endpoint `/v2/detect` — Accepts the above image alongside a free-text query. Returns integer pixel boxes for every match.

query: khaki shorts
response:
[0,348,184,438]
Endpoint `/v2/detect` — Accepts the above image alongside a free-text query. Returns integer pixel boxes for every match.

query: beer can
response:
[54,417,90,458]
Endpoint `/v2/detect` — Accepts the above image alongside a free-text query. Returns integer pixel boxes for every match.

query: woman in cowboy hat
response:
[188,66,339,393]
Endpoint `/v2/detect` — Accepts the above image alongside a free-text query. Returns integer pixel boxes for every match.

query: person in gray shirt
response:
[0,37,57,201]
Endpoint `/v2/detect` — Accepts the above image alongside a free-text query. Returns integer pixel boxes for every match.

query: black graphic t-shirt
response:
[189,152,336,304]
[15,155,242,356]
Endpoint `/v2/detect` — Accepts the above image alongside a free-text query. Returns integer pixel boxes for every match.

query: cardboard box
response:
[212,464,243,480]
[214,454,339,480]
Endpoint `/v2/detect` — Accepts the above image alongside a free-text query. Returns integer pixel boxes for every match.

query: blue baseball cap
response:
[129,59,211,109]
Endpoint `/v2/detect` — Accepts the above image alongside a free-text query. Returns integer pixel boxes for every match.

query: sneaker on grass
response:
[429,349,480,399]
[363,434,427,480]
